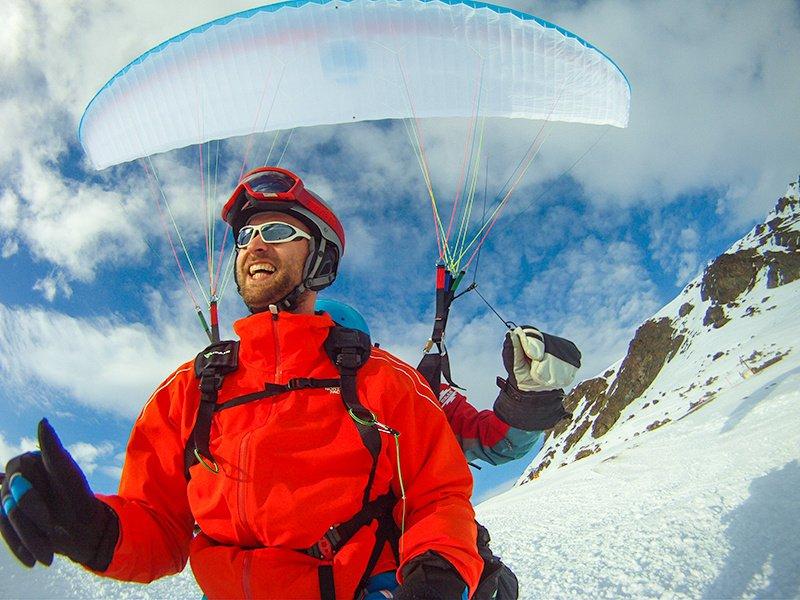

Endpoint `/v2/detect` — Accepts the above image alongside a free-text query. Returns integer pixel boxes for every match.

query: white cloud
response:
[0,432,38,465]
[33,271,73,302]
[1,238,18,259]
[0,189,19,230]
[506,0,800,229]
[67,440,115,476]
[0,294,206,419]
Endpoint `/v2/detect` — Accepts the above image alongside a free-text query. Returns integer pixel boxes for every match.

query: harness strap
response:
[185,326,401,600]
[214,379,341,412]
[418,266,463,391]
[184,340,239,477]
[301,493,396,561]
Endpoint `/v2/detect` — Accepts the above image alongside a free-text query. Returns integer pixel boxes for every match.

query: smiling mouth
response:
[248,263,277,280]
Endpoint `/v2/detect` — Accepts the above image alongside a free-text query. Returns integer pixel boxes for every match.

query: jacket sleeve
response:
[92,364,196,583]
[374,353,483,595]
[440,385,544,465]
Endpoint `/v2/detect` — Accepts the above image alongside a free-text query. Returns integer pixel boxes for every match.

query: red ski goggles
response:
[221,167,345,252]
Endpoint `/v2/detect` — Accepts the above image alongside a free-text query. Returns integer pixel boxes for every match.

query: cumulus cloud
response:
[0,432,38,465]
[1,238,18,259]
[502,0,800,228]
[0,0,796,428]
[67,440,115,476]
[0,293,206,419]
[33,270,73,302]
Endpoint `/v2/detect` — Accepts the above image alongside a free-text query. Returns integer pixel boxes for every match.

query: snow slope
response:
[476,285,800,598]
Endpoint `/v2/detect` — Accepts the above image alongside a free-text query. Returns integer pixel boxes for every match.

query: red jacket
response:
[440,386,544,466]
[96,311,482,598]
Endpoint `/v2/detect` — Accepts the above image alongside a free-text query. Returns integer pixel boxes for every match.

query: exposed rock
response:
[678,302,694,317]
[554,376,609,438]
[523,449,555,482]
[743,306,760,317]
[646,419,671,431]
[751,350,790,373]
[563,419,592,454]
[686,391,717,415]
[765,250,800,288]
[701,249,764,305]
[574,447,599,461]
[776,194,797,213]
[591,318,684,439]
[703,305,730,328]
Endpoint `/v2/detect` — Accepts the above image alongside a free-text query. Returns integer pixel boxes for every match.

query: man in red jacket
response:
[0,167,483,599]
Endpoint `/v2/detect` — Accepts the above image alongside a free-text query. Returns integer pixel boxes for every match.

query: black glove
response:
[494,326,580,431]
[394,551,467,600]
[0,419,119,571]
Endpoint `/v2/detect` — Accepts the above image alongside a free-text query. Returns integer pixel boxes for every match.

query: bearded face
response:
[234,212,312,312]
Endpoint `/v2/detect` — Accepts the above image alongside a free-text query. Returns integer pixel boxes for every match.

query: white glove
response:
[502,326,581,392]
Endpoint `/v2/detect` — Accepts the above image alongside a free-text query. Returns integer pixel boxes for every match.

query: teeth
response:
[249,263,276,275]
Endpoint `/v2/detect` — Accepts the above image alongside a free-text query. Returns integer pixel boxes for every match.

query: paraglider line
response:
[457,74,572,269]
[144,156,210,306]
[218,244,238,299]
[239,64,285,180]
[472,285,514,331]
[139,158,205,310]
[517,128,609,216]
[212,225,233,295]
[445,59,485,249]
[199,142,213,292]
[458,128,550,269]
[275,128,295,168]
[395,55,448,264]
[470,156,490,286]
[453,118,487,268]
[264,130,282,166]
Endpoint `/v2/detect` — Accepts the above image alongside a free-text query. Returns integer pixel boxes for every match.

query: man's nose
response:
[245,230,271,251]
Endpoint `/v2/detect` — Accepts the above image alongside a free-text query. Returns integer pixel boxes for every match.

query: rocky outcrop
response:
[554,376,608,437]
[701,249,764,305]
[699,192,799,312]
[703,305,730,328]
[765,250,800,288]
[520,184,798,484]
[591,318,684,438]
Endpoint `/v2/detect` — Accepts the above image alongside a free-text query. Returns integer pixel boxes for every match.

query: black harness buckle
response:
[312,526,343,561]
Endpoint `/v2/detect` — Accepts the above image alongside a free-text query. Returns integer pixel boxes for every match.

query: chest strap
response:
[185,326,400,600]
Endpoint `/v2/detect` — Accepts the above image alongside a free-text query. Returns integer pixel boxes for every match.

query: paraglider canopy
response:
[79,0,629,169]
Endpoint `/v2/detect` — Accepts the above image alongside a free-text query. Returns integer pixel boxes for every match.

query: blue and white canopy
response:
[79,0,630,170]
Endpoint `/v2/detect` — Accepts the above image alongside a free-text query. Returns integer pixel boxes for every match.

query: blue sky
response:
[1,0,798,507]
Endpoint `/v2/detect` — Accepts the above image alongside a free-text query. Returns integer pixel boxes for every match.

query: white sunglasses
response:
[236,221,311,249]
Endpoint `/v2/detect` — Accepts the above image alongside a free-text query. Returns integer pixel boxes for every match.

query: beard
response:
[236,255,307,313]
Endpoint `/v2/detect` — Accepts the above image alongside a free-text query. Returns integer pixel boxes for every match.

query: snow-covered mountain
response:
[475,180,800,598]
[518,181,799,484]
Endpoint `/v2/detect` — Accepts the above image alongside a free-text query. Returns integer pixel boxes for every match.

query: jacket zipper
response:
[242,551,253,599]
[237,429,253,538]
[239,305,280,598]
[270,305,281,381]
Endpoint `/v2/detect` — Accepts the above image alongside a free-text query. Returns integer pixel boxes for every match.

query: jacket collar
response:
[232,310,335,378]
